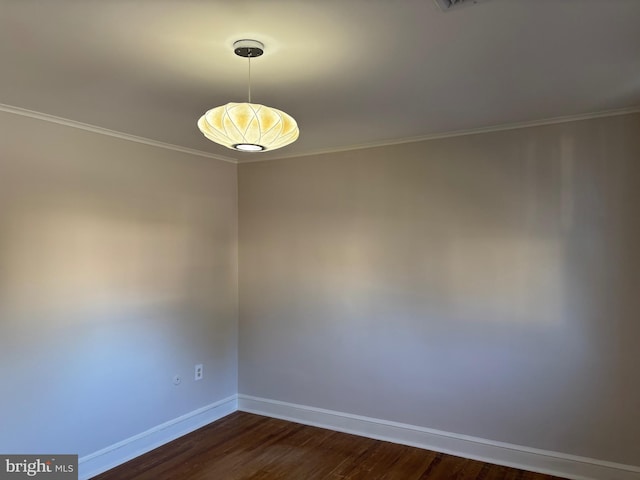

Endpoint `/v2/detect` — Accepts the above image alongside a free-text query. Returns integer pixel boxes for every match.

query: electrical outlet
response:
[195,364,203,381]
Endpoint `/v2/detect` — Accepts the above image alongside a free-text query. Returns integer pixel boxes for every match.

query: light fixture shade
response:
[198,102,299,152]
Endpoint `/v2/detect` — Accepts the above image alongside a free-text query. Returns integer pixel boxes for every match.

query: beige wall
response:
[2,107,639,468]
[0,111,238,456]
[238,113,640,465]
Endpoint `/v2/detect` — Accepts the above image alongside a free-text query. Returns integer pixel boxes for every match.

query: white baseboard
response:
[238,394,640,480]
[79,395,238,480]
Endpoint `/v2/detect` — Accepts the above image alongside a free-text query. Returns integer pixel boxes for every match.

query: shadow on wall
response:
[0,191,233,455]
[443,234,563,326]
[1,206,196,317]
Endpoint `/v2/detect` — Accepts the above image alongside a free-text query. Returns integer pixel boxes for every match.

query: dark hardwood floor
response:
[92,411,567,480]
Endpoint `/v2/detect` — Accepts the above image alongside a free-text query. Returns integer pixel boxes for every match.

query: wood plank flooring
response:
[92,411,567,480]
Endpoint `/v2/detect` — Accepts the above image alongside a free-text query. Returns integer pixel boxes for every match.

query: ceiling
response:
[1,0,639,163]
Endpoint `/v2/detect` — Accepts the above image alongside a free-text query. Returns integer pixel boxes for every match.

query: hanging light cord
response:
[247,51,252,103]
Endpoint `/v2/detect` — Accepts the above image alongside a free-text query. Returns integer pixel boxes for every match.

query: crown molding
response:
[3,102,639,166]
[0,103,238,164]
[242,105,640,163]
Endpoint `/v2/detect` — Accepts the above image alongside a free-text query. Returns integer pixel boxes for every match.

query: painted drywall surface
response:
[0,111,238,456]
[238,113,640,466]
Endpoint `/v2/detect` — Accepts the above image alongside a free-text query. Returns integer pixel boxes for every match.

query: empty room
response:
[1,1,639,479]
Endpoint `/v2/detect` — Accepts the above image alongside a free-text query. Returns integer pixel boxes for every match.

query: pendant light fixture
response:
[197,39,299,152]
